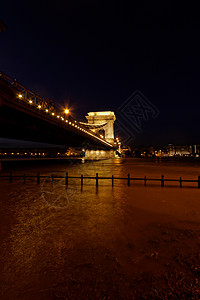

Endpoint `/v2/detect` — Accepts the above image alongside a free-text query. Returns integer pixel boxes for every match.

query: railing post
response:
[112,175,114,187]
[198,176,200,189]
[9,171,12,183]
[179,177,182,188]
[65,172,68,185]
[81,174,83,186]
[144,176,147,186]
[23,173,26,184]
[37,172,40,184]
[127,174,130,186]
[161,174,164,187]
[96,173,98,187]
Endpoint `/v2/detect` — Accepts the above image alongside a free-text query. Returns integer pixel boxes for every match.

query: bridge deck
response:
[0,72,114,150]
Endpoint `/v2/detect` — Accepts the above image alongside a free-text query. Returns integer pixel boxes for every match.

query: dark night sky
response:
[1,1,200,146]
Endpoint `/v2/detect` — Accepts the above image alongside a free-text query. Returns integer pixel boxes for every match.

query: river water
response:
[0,158,200,299]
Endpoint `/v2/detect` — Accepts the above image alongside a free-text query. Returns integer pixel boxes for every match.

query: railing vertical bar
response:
[51,174,54,184]
[179,177,182,188]
[96,173,98,187]
[65,172,68,185]
[112,175,114,187]
[161,174,164,187]
[127,174,130,186]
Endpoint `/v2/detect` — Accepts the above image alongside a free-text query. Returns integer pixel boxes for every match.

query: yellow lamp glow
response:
[64,109,69,114]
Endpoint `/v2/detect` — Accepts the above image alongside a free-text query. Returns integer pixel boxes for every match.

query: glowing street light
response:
[29,100,33,104]
[64,109,69,114]
[18,94,23,99]
[38,105,41,109]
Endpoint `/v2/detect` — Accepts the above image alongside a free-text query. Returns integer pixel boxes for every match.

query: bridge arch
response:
[83,111,116,144]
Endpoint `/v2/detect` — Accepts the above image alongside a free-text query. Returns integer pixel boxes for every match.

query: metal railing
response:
[0,172,200,188]
[0,71,54,111]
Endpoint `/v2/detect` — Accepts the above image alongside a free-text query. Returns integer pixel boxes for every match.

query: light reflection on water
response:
[1,158,200,299]
[2,157,200,180]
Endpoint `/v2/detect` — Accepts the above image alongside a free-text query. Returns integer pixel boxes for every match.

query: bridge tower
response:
[85,111,116,144]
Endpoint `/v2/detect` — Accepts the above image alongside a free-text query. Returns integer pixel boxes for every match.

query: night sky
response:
[1,1,200,146]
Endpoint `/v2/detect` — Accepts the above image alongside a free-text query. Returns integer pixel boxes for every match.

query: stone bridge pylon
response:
[81,111,116,144]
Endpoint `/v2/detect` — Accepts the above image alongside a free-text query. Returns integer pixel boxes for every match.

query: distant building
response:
[169,145,191,156]
[132,144,200,158]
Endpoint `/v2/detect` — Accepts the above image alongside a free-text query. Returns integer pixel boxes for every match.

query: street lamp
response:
[64,109,69,114]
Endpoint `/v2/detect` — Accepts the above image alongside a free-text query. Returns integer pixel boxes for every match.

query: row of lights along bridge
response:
[17,93,114,147]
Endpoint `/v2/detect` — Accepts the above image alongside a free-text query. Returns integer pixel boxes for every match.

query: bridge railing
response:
[0,71,54,111]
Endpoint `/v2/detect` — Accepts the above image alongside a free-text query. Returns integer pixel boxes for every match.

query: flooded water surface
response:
[1,158,200,299]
